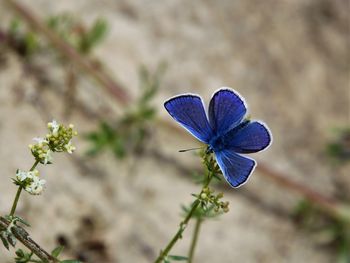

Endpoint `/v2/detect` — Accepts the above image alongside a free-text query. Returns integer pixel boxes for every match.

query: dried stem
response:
[6,0,130,105]
[63,64,77,119]
[257,164,350,222]
[0,217,58,263]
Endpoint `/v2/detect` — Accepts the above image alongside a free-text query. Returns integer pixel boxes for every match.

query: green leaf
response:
[85,121,117,156]
[337,240,350,263]
[0,232,9,250]
[212,173,222,181]
[9,18,21,35]
[168,255,188,261]
[140,107,156,120]
[112,137,126,158]
[15,249,25,257]
[88,19,108,45]
[24,32,39,55]
[8,233,17,247]
[80,18,107,53]
[4,215,12,221]
[138,63,166,106]
[14,248,33,263]
[51,245,64,258]
[15,216,31,227]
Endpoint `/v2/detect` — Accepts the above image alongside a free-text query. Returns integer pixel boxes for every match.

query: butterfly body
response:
[164,88,272,188]
[208,119,251,152]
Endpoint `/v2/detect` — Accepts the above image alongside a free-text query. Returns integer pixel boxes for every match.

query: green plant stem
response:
[188,217,203,263]
[154,200,200,263]
[9,160,39,217]
[9,186,23,217]
[154,174,213,263]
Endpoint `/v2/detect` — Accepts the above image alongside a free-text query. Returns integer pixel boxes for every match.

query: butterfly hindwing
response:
[209,88,247,136]
[222,121,272,153]
[164,95,213,143]
[214,149,256,188]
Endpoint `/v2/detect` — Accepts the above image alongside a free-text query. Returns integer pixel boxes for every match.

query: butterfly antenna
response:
[179,147,203,153]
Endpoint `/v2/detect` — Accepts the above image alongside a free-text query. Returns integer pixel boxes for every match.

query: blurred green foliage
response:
[85,63,166,158]
[183,151,227,219]
[14,245,82,263]
[164,255,188,263]
[293,200,350,263]
[326,127,350,163]
[4,13,107,59]
[181,203,223,220]
[14,249,33,263]
[6,18,40,58]
[47,14,108,54]
[0,216,30,251]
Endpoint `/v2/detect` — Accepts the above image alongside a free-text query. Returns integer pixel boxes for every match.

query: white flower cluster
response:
[31,137,53,164]
[16,120,77,195]
[16,169,46,195]
[29,120,77,164]
[46,120,77,154]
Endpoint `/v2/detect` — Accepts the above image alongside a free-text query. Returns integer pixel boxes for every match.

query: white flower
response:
[16,170,30,181]
[43,149,53,164]
[16,169,44,195]
[48,120,60,136]
[64,141,76,154]
[33,137,48,145]
[16,170,39,181]
[25,177,46,195]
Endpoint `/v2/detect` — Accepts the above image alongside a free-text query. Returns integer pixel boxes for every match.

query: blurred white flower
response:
[48,120,60,136]
[16,170,30,181]
[64,141,76,154]
[43,149,53,165]
[32,137,48,145]
[25,176,46,195]
[16,169,39,181]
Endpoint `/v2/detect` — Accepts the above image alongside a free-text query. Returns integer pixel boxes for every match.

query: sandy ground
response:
[0,0,349,262]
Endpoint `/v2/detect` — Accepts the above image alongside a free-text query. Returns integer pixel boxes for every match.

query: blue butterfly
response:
[164,88,272,188]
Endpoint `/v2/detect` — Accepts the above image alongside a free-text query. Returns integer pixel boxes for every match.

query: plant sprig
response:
[0,120,80,263]
[153,150,229,263]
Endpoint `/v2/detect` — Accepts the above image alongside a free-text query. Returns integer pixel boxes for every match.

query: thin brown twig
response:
[6,0,130,105]
[0,217,58,263]
[63,63,78,119]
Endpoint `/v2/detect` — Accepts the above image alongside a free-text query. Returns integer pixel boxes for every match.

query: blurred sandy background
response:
[0,0,349,262]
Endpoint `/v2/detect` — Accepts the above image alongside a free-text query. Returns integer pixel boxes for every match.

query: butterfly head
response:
[208,135,225,152]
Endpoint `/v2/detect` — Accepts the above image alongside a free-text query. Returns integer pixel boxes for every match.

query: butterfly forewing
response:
[209,89,247,135]
[164,95,213,143]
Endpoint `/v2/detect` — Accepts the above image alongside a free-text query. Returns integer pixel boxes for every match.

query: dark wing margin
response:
[209,88,247,136]
[164,95,213,143]
[223,121,272,153]
[215,149,256,188]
